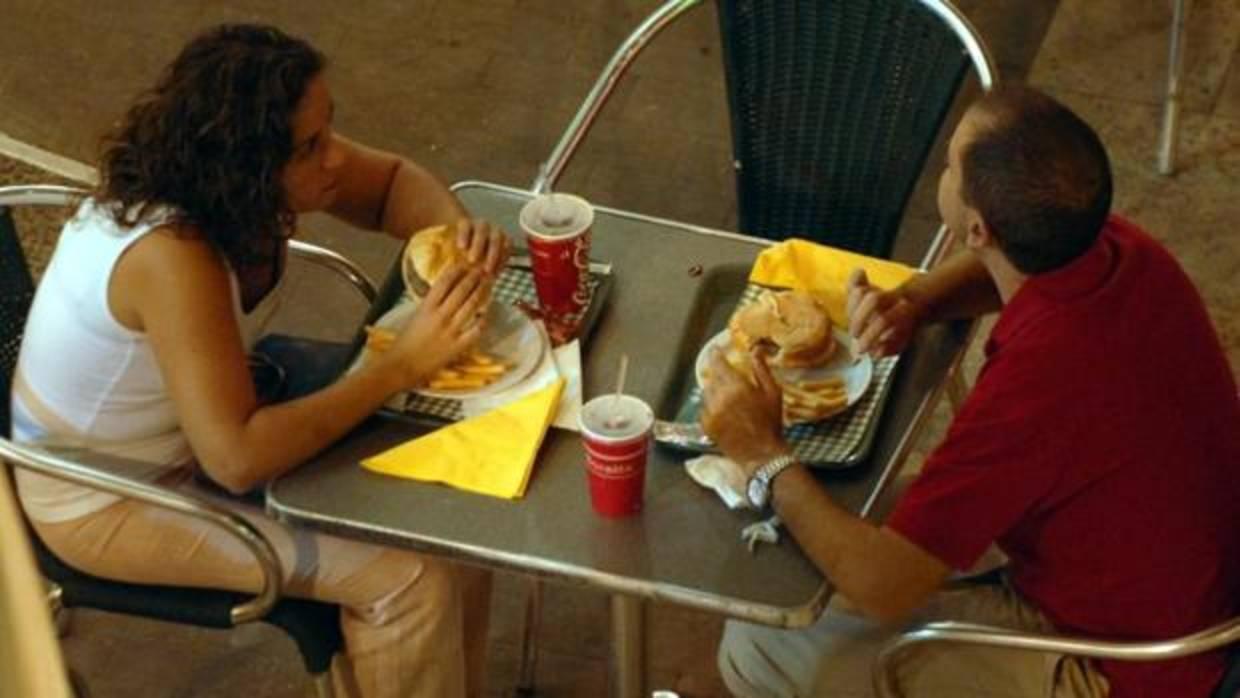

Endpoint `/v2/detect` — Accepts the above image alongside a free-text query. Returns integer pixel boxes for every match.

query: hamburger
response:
[727,290,836,369]
[724,290,848,424]
[403,224,467,295]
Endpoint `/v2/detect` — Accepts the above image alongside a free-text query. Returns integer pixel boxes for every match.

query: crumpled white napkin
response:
[684,455,750,509]
[684,454,784,551]
[460,324,584,432]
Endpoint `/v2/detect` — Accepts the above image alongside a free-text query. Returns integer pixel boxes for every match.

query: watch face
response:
[748,477,768,508]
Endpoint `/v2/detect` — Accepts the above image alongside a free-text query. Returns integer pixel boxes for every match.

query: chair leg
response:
[514,578,543,697]
[312,672,334,698]
[1158,0,1190,175]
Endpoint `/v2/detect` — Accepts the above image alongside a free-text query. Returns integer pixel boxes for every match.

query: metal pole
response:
[610,594,646,698]
[1158,0,1190,175]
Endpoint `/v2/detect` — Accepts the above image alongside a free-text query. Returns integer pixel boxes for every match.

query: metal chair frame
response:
[1,183,378,698]
[514,1,997,692]
[873,613,1240,698]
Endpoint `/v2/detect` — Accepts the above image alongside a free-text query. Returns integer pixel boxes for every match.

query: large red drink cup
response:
[519,193,594,329]
[578,394,654,517]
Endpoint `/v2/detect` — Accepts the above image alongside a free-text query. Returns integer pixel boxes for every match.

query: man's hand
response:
[455,218,510,277]
[847,269,927,357]
[699,348,789,477]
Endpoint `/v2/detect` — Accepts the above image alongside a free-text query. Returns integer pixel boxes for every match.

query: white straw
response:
[604,353,630,429]
[613,353,629,406]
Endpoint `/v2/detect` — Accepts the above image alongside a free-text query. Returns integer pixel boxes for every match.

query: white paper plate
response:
[694,328,873,417]
[366,297,547,399]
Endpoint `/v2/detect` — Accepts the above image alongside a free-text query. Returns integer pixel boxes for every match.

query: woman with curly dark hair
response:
[12,24,502,698]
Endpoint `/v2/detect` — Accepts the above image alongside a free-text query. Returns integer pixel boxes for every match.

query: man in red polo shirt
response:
[703,84,1240,698]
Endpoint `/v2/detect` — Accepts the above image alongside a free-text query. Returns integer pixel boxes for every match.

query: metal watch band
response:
[755,453,798,485]
[748,452,799,508]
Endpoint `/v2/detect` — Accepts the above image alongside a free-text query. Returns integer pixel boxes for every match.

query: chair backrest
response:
[0,206,35,439]
[716,0,994,258]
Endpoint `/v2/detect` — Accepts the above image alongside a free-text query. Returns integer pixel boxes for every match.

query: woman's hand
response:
[847,269,926,357]
[455,218,510,277]
[700,348,788,477]
[382,262,489,389]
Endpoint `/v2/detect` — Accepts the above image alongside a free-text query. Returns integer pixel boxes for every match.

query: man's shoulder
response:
[1103,214,1179,269]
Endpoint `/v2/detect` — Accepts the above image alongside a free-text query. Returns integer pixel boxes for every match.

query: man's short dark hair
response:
[961,85,1113,274]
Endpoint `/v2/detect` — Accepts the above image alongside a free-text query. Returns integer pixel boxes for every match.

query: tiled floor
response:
[1,0,1236,696]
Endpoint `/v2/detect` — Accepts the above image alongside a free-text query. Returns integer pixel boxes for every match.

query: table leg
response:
[1158,0,1190,175]
[610,594,646,698]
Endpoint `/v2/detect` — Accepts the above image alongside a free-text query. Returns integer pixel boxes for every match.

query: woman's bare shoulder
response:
[110,222,233,331]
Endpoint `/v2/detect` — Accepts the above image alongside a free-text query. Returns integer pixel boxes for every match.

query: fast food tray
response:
[667,284,899,470]
[344,253,612,426]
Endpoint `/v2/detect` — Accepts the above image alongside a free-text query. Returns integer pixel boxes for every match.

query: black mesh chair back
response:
[0,206,33,436]
[717,0,977,258]
[0,198,341,694]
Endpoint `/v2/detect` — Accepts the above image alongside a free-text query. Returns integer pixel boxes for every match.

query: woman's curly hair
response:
[97,24,324,267]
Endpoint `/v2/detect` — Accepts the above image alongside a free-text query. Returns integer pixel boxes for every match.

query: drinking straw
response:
[604,353,630,429]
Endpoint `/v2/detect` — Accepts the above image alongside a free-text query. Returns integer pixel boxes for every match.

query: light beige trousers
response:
[719,580,1109,698]
[30,470,492,698]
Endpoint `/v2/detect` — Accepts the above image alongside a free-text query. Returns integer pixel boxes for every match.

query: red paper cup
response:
[579,394,654,517]
[519,193,594,329]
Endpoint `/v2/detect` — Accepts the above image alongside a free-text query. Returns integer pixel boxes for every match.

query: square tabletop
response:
[266,181,972,628]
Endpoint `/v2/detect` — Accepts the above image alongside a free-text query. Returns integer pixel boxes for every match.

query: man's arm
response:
[903,251,1001,322]
[770,464,950,623]
[850,251,1001,356]
[700,349,951,624]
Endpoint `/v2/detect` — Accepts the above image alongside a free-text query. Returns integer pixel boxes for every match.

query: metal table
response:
[266,181,971,697]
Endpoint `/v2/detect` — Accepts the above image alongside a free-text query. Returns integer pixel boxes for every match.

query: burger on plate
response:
[727,289,837,369]
[403,224,469,296]
[723,290,848,424]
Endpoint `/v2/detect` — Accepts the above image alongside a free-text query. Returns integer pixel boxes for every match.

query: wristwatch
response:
[746,453,798,509]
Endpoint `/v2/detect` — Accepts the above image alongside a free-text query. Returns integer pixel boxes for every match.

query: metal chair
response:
[0,183,377,698]
[873,612,1240,698]
[516,1,997,693]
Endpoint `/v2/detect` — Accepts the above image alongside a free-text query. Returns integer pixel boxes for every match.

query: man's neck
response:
[981,251,1028,304]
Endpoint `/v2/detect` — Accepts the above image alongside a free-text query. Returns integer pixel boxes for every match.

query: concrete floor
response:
[1,0,1237,696]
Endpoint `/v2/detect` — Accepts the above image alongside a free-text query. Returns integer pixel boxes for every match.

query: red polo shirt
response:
[888,216,1240,698]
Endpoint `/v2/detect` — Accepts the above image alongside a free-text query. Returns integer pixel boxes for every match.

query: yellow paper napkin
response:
[361,377,566,499]
[748,238,919,327]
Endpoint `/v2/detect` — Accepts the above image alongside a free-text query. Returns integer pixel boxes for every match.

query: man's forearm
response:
[904,251,1000,322]
[771,465,949,623]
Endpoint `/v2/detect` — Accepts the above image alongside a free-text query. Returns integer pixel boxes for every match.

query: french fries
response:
[781,375,848,425]
[364,326,510,392]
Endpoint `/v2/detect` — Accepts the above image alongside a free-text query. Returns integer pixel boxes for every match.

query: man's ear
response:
[964,210,992,250]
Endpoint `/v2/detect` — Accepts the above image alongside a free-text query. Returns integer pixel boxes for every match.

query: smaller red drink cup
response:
[519,193,594,331]
[578,394,654,517]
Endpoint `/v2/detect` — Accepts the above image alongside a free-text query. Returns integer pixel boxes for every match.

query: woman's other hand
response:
[455,218,510,277]
[383,262,489,389]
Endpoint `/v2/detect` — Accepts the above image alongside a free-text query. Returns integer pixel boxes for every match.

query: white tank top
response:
[12,198,284,523]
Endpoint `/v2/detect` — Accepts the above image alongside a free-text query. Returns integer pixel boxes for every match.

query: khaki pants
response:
[718,580,1109,698]
[30,470,492,698]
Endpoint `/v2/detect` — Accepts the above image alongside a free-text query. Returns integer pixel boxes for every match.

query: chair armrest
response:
[288,238,377,303]
[0,438,281,624]
[531,0,706,193]
[873,616,1240,698]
